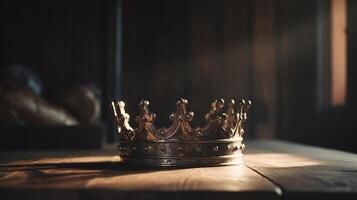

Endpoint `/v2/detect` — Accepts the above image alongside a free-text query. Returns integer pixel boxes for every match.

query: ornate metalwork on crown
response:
[111,98,251,167]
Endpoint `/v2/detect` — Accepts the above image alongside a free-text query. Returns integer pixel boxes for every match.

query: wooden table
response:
[0,140,356,200]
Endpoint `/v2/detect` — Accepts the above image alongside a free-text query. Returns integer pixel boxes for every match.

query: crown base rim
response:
[117,140,245,167]
[118,138,243,143]
[119,155,244,167]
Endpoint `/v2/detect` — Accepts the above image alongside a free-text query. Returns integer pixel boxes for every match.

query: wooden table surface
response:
[0,140,356,200]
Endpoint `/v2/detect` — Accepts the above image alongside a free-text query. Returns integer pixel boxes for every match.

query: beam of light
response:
[245,153,322,168]
[331,0,347,106]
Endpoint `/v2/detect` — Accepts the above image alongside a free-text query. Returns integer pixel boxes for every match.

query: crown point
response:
[240,99,246,105]
[176,98,188,105]
[216,99,225,109]
[240,129,245,135]
[111,102,118,115]
[247,100,252,107]
[139,99,149,106]
[118,101,125,108]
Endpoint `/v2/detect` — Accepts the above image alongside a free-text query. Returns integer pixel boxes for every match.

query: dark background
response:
[1,0,356,152]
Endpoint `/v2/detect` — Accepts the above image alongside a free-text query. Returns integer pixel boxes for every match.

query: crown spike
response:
[111,101,118,116]
[111,101,134,140]
[138,100,150,114]
[137,100,156,123]
[236,99,252,136]
[226,99,236,115]
[134,100,158,141]
[223,99,237,132]
[175,98,189,116]
[171,98,196,139]
[239,99,246,116]
[205,99,223,119]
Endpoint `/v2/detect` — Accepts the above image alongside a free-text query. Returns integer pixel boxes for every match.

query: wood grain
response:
[2,141,357,200]
[245,140,357,200]
[0,146,280,200]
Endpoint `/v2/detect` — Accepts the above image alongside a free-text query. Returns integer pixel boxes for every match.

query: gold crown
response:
[111,98,251,167]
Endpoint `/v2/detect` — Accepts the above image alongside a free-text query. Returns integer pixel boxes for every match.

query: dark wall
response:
[275,0,318,140]
[0,0,108,90]
[122,0,255,133]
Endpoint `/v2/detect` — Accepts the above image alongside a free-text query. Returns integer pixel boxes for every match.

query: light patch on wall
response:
[331,0,347,106]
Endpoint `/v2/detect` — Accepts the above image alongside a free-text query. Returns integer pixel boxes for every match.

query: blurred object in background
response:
[0,66,102,126]
[55,84,102,124]
[0,65,42,95]
[0,83,78,125]
[0,66,78,125]
[0,65,105,149]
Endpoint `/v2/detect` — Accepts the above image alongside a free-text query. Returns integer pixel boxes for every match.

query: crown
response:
[110,98,251,167]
